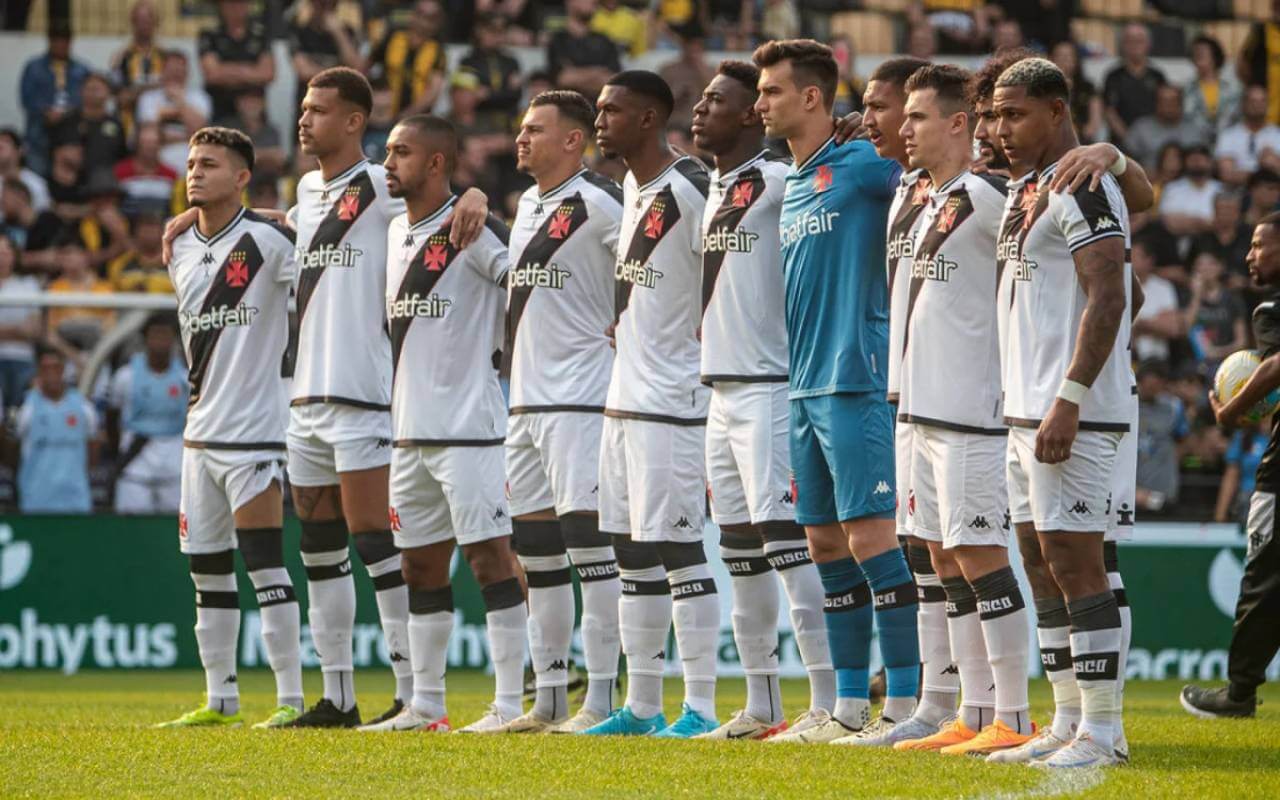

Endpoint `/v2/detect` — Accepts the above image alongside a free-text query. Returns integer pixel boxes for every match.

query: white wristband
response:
[1057,379,1089,405]
[1108,152,1127,176]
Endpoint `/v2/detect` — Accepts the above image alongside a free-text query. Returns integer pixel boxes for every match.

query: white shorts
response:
[907,424,1009,548]
[599,415,706,543]
[287,403,393,487]
[895,420,913,537]
[390,445,511,548]
[706,382,794,526]
[1106,408,1138,542]
[506,411,602,517]
[1006,427,1121,533]
[179,446,285,554]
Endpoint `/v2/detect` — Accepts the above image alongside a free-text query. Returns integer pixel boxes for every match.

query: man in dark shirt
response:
[546,0,621,101]
[287,0,363,114]
[198,0,275,122]
[1184,211,1280,719]
[1102,23,1167,145]
[0,180,61,265]
[52,73,127,171]
[1189,192,1254,288]
[368,0,448,116]
[459,12,524,135]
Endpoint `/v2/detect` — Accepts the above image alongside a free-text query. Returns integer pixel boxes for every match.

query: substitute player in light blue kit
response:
[753,40,920,744]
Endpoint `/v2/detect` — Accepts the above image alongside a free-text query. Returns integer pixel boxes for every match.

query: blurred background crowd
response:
[1,0,1279,521]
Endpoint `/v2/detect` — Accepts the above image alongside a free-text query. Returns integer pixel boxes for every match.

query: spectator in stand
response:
[448,70,503,142]
[592,0,648,57]
[459,12,525,136]
[369,0,449,116]
[906,23,939,62]
[106,312,186,514]
[248,174,280,211]
[198,0,275,123]
[706,0,755,51]
[16,344,98,514]
[76,172,130,273]
[1188,192,1253,290]
[0,130,51,216]
[1,181,61,270]
[1125,83,1212,172]
[19,20,91,177]
[46,240,114,372]
[1216,419,1271,523]
[1050,40,1103,144]
[831,37,865,118]
[1152,141,1185,208]
[0,235,39,411]
[1135,360,1189,513]
[361,77,395,163]
[658,22,714,132]
[1184,250,1248,376]
[990,0,1070,49]
[113,122,177,217]
[1238,3,1280,125]
[547,0,622,101]
[1244,168,1280,227]
[474,0,539,45]
[1185,35,1241,136]
[106,212,169,293]
[1160,145,1222,237]
[1103,23,1167,146]
[991,18,1024,52]
[218,89,285,175]
[136,51,212,175]
[111,0,165,124]
[288,0,364,118]
[1215,85,1280,187]
[1132,239,1183,365]
[52,73,128,172]
[760,0,799,43]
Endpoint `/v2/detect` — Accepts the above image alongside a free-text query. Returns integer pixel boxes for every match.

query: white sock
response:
[521,552,574,720]
[247,566,303,709]
[1109,566,1131,749]
[360,549,412,703]
[669,563,719,719]
[1068,592,1122,747]
[1037,597,1081,741]
[619,564,671,720]
[481,578,528,718]
[943,577,993,731]
[723,544,782,723]
[568,545,622,717]
[301,540,357,711]
[192,564,240,714]
[913,566,958,725]
[764,540,835,713]
[972,567,1031,734]
[407,589,454,720]
[833,696,870,730]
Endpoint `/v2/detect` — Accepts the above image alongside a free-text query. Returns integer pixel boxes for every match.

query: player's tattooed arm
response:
[1036,237,1127,464]
[1049,143,1154,213]
[446,187,490,250]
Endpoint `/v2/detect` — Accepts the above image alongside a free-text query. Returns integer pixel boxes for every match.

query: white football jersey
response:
[291,160,405,411]
[169,208,295,447]
[508,168,622,413]
[386,196,510,445]
[885,168,932,402]
[607,156,710,422]
[899,171,1007,432]
[700,150,790,384]
[997,163,1133,430]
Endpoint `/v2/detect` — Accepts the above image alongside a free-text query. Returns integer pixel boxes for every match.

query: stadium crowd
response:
[2,0,1280,521]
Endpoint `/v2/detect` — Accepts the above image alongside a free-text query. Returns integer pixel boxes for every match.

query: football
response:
[1214,349,1280,423]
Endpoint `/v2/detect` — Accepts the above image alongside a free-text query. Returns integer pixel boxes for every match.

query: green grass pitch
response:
[3,671,1280,798]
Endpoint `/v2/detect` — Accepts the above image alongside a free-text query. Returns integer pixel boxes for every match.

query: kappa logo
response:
[1069,501,1091,514]
[969,515,990,529]
[376,438,391,449]
[1092,215,1118,232]
[254,461,271,473]
[493,507,507,521]
[548,205,574,239]
[674,516,693,529]
[644,201,667,238]
[731,180,754,208]
[940,664,959,676]
[390,652,409,663]
[780,491,794,506]
[874,481,891,495]
[652,650,666,660]
[200,252,215,266]
[547,659,567,671]
[813,164,834,193]
[224,674,238,684]
[225,251,249,287]
[388,507,402,532]
[337,186,361,221]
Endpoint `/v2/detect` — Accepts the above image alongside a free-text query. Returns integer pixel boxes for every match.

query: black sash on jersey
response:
[701,167,765,313]
[388,222,461,373]
[996,178,1050,311]
[187,232,267,406]
[887,175,933,288]
[901,188,976,360]
[615,184,682,319]
[296,169,377,326]
[507,193,590,347]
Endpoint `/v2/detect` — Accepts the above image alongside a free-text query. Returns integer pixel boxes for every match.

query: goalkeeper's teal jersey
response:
[780,135,900,399]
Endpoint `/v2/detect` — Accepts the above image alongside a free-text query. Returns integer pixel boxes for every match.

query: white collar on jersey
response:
[633,155,690,192]
[407,194,458,231]
[714,150,770,184]
[928,170,967,201]
[538,167,589,200]
[1009,159,1061,189]
[192,206,246,247]
[793,135,836,172]
[899,167,926,188]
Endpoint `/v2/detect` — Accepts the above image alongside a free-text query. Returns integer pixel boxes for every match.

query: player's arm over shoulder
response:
[1055,176,1126,253]
[246,211,298,284]
[474,214,511,287]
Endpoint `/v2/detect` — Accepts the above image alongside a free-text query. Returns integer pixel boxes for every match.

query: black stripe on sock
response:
[671,578,717,599]
[527,568,574,588]
[254,584,297,607]
[824,582,872,612]
[1040,646,1073,673]
[575,560,619,582]
[371,570,406,591]
[1113,587,1128,608]
[917,584,947,603]
[872,581,917,611]
[299,519,349,553]
[1072,650,1119,681]
[195,589,239,609]
[305,559,353,582]
[409,586,454,614]
[723,555,772,576]
[621,578,671,596]
[481,577,525,611]
[765,548,812,571]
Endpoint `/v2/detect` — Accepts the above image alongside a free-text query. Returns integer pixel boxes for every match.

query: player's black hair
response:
[717,60,760,96]
[904,63,972,115]
[869,57,931,91]
[752,39,837,109]
[968,48,1037,105]
[34,341,64,363]
[995,57,1070,103]
[529,90,596,134]
[1258,210,1280,232]
[142,311,179,337]
[189,126,255,172]
[604,70,675,121]
[309,66,374,116]
[396,114,458,172]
